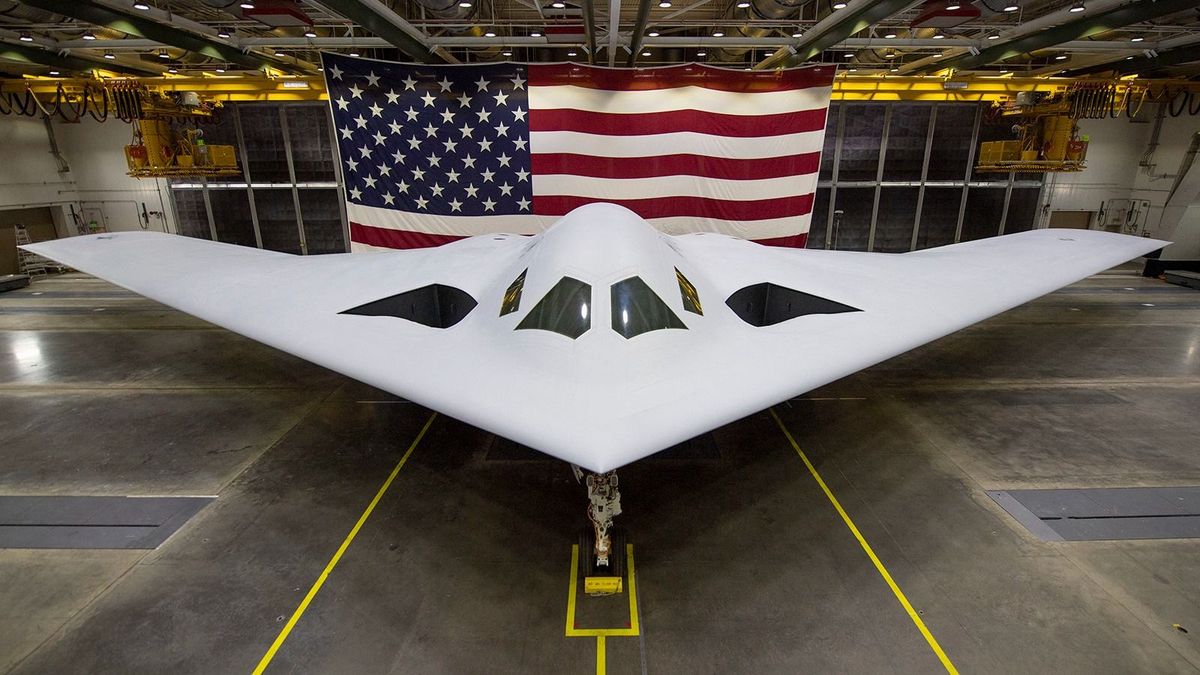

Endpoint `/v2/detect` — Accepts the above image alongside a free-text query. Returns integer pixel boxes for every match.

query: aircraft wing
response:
[22,220,1165,473]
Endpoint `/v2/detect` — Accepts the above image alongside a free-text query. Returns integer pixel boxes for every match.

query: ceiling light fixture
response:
[1003,2,1018,11]
[712,30,724,37]
[459,0,472,5]
[1069,0,1084,12]
[217,28,231,38]
[167,65,178,73]
[1130,36,1143,42]
[987,32,999,40]
[648,30,659,36]
[502,50,512,56]
[1125,55,1133,60]
[847,67,858,72]
[884,31,897,39]
[890,67,899,72]
[551,1,565,7]
[132,1,150,9]
[239,1,255,8]
[530,31,542,37]
[696,50,706,56]
[18,32,33,42]
[932,31,945,39]
[736,0,750,7]
[304,29,317,38]
[48,70,60,76]
[999,68,1009,73]
[348,50,360,56]
[567,50,577,56]
[843,51,854,58]
[884,49,895,58]
[103,51,115,59]
[484,30,497,37]
[274,49,285,56]
[82,31,96,40]
[945,1,960,10]
[832,1,846,8]
[642,50,651,56]
[1055,54,1067,60]
[215,66,226,72]
[791,30,803,38]
[157,48,169,59]
[658,0,672,6]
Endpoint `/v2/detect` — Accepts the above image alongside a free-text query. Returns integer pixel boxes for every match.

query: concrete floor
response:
[1,265,1198,674]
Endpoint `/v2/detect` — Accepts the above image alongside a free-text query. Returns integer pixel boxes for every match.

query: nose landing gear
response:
[572,466,624,571]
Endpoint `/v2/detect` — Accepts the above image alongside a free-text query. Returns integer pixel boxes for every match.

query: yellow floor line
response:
[769,408,959,675]
[251,412,438,674]
[595,635,606,675]
[565,544,640,637]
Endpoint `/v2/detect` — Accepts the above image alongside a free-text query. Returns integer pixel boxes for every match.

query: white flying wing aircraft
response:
[24,203,1166,566]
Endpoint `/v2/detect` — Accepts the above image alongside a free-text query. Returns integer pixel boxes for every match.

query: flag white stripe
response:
[529,129,825,159]
[531,173,817,202]
[348,202,810,239]
[528,85,833,116]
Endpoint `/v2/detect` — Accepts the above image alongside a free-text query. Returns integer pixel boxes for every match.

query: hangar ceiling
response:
[0,0,1199,79]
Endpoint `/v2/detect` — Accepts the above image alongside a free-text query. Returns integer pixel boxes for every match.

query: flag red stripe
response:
[533,193,813,220]
[351,222,809,249]
[351,222,465,249]
[529,108,828,137]
[528,62,836,92]
[530,152,820,180]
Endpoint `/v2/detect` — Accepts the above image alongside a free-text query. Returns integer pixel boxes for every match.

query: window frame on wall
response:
[815,101,1048,252]
[167,102,350,255]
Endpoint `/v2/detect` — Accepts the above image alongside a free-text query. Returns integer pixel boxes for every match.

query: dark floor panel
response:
[0,496,213,549]
[990,487,1200,541]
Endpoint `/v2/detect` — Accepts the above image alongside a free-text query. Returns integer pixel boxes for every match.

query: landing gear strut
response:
[573,466,622,567]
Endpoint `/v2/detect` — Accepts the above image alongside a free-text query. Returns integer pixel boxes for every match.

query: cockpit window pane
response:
[499,268,527,316]
[515,276,592,339]
[611,276,687,339]
[675,268,703,315]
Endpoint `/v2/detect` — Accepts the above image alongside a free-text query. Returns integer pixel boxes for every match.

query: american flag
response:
[321,53,834,250]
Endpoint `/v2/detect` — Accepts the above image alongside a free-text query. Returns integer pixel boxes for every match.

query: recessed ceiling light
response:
[530,31,542,37]
[104,51,115,59]
[1055,54,1067,60]
[132,1,150,9]
[484,30,496,37]
[832,1,846,8]
[648,30,659,36]
[1069,0,1084,12]
[884,31,897,39]
[19,32,33,41]
[712,30,724,37]
[642,50,651,56]
[217,28,231,38]
[1130,36,1143,42]
[304,29,317,38]
[82,31,96,40]
[1003,2,1018,11]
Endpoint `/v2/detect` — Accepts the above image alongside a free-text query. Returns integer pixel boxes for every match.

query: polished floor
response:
[1,266,1199,674]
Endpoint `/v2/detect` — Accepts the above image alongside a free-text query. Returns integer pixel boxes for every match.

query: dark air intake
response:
[341,284,478,328]
[726,283,860,327]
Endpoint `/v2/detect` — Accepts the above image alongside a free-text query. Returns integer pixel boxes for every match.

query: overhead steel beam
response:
[917,0,1200,75]
[757,0,922,70]
[582,0,598,65]
[18,0,307,74]
[607,0,622,66]
[316,0,436,63]
[0,39,158,76]
[1065,34,1200,77]
[625,0,654,66]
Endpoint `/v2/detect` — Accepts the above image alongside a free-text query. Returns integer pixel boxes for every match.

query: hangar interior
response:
[3,0,1200,673]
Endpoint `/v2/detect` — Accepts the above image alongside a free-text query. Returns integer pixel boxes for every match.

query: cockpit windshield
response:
[611,276,687,339]
[515,276,592,339]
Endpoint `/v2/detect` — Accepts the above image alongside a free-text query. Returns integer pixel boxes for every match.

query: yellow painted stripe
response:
[596,635,606,675]
[769,408,959,675]
[252,412,438,674]
[565,544,641,637]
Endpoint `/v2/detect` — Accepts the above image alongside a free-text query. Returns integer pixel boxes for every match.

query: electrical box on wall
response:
[1099,199,1151,235]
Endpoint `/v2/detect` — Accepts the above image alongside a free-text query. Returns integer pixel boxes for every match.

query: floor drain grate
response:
[988,487,1200,542]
